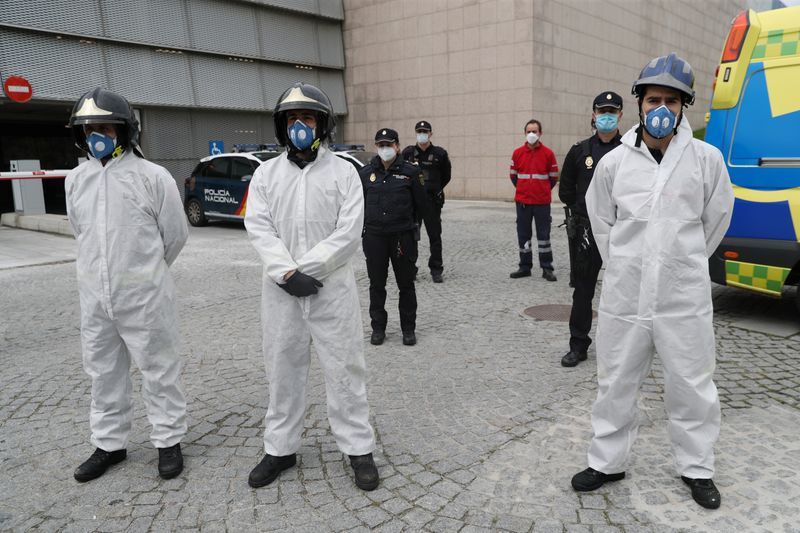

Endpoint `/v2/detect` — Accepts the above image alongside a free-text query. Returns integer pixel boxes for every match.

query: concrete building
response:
[0,0,348,212]
[341,0,749,200]
[0,0,766,213]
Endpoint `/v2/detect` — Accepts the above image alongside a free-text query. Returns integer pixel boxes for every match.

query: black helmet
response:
[631,53,696,105]
[273,82,336,148]
[69,88,141,153]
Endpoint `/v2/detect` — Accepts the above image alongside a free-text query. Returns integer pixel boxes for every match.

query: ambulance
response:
[705,6,800,310]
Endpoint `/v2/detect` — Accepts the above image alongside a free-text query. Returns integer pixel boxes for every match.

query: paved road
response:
[1,200,799,532]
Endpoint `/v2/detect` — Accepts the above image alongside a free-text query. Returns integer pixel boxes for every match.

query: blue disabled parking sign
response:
[209,140,224,156]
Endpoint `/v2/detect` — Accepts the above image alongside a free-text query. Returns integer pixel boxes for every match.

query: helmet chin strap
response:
[635,99,644,148]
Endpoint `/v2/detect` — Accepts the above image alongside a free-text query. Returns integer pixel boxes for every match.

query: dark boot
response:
[509,269,531,278]
[402,331,416,346]
[370,330,385,345]
[158,443,183,479]
[74,448,127,482]
[349,453,379,491]
[682,476,721,509]
[542,269,557,282]
[571,467,625,491]
[248,453,297,488]
[561,350,588,367]
[431,272,443,283]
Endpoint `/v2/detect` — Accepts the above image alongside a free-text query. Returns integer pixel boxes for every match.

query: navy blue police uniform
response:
[401,120,451,281]
[558,91,623,364]
[360,129,429,340]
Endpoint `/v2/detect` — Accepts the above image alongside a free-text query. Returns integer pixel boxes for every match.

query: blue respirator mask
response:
[287,119,316,150]
[87,131,118,159]
[643,105,677,139]
[595,113,619,134]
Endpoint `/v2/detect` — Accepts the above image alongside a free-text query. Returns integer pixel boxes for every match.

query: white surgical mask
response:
[526,132,539,145]
[377,146,396,162]
[416,132,429,144]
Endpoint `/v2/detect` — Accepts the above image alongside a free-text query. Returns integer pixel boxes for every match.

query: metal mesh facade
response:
[139,107,276,201]
[0,27,346,112]
[1,0,345,67]
[0,0,347,191]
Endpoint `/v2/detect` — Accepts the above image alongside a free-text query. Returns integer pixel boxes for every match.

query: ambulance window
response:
[230,158,254,180]
[731,65,800,165]
[202,158,230,178]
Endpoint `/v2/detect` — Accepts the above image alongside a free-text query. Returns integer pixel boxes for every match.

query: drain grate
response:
[523,304,596,322]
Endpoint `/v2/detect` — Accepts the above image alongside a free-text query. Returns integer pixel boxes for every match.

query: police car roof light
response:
[232,143,282,153]
[330,143,366,151]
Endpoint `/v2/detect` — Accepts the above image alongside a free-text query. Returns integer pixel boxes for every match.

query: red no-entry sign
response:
[3,76,33,103]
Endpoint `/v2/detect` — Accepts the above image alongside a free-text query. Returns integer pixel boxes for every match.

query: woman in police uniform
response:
[360,128,428,347]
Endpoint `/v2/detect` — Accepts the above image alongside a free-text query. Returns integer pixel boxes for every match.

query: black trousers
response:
[515,202,553,271]
[421,198,443,275]
[568,241,602,353]
[363,231,418,333]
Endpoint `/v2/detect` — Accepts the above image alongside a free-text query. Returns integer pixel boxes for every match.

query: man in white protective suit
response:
[570,54,734,509]
[244,82,379,491]
[66,88,189,482]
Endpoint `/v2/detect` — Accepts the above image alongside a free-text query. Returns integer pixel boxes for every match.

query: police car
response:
[184,144,368,226]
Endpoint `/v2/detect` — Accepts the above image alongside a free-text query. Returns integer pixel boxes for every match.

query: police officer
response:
[361,128,428,346]
[558,91,623,367]
[402,121,451,283]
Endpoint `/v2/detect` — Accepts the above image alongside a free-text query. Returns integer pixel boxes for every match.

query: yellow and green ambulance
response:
[705,5,800,310]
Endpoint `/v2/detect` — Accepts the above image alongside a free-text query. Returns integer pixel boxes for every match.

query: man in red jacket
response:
[509,119,559,281]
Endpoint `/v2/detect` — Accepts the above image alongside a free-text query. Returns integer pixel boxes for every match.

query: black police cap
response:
[414,120,432,132]
[593,91,623,110]
[374,128,399,143]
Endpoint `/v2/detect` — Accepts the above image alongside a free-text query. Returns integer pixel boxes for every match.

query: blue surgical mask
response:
[87,132,117,159]
[287,119,315,150]
[643,105,677,139]
[416,132,429,144]
[595,113,619,134]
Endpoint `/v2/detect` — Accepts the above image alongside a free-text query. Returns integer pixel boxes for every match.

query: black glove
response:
[279,271,323,297]
[434,190,445,208]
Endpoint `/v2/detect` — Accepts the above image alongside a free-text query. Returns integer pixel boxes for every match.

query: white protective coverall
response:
[65,150,189,451]
[585,117,733,479]
[244,146,376,457]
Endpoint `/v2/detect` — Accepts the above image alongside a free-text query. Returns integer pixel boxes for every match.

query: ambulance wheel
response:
[186,198,207,227]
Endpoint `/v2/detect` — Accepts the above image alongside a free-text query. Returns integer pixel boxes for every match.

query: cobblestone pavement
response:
[2,200,799,532]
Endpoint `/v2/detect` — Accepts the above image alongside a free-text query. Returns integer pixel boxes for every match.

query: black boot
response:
[571,467,625,491]
[248,453,297,488]
[431,272,443,283]
[509,269,531,278]
[349,453,379,491]
[682,476,721,509]
[74,448,127,482]
[561,350,588,367]
[542,269,557,282]
[158,443,183,479]
[370,330,385,345]
[402,331,416,346]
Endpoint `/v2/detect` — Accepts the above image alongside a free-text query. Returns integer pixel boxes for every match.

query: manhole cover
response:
[522,304,596,322]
